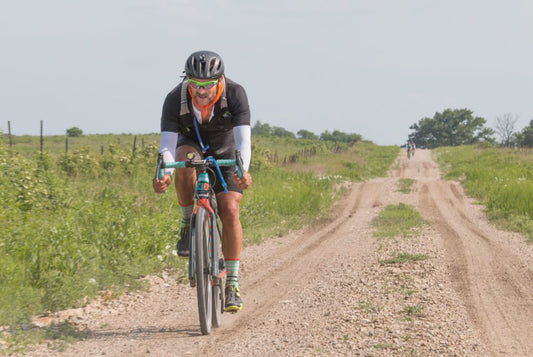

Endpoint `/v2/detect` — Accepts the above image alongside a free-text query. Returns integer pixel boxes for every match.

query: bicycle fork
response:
[210,211,227,287]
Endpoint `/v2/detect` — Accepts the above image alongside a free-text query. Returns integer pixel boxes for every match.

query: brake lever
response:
[235,150,244,179]
[155,153,164,180]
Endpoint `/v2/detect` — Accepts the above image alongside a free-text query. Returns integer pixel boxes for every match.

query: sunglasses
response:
[188,77,219,90]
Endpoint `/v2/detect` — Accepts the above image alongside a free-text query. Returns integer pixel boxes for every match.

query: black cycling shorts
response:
[177,135,242,195]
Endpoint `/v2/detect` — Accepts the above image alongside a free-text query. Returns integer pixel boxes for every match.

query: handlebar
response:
[161,158,236,170]
[155,150,245,193]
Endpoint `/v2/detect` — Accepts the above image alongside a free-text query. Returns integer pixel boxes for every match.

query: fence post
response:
[8,121,13,157]
[132,135,137,154]
[40,120,43,160]
[65,136,68,153]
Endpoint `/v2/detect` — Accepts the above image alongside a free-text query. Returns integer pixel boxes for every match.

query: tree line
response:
[61,109,533,149]
[252,121,362,143]
[408,108,533,148]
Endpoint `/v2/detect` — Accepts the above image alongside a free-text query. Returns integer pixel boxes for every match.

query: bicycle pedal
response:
[218,258,225,271]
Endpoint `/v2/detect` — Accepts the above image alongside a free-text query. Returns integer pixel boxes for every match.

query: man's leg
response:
[216,191,244,311]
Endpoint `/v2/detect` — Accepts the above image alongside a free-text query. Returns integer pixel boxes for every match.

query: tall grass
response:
[0,142,183,326]
[240,167,336,242]
[434,146,533,241]
[0,133,398,327]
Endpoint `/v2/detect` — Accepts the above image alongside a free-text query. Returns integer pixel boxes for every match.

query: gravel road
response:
[22,149,533,356]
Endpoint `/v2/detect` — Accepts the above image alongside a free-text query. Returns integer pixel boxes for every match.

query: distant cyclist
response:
[152,50,252,312]
[406,140,413,159]
[409,140,416,157]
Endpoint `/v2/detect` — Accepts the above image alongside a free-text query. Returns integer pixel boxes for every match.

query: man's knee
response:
[217,195,241,221]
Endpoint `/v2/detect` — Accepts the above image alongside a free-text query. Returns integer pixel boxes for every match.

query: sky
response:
[1,0,532,146]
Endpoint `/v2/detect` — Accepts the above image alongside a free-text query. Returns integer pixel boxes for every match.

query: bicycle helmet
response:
[184,50,225,79]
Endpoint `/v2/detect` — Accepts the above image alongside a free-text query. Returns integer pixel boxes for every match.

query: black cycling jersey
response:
[160,77,250,160]
[160,77,250,194]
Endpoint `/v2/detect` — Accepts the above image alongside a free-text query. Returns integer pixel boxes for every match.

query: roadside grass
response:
[371,203,426,238]
[253,137,400,180]
[0,145,186,327]
[0,321,89,355]
[0,133,399,337]
[397,178,416,193]
[434,145,533,241]
[239,166,338,244]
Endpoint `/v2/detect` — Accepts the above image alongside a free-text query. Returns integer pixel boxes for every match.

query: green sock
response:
[180,204,194,228]
[225,259,240,288]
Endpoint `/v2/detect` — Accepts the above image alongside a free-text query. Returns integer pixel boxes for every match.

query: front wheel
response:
[193,207,213,335]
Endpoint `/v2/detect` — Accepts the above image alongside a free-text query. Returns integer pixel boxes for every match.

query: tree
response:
[515,120,533,147]
[494,113,518,147]
[409,108,495,149]
[271,126,296,138]
[251,121,295,138]
[66,127,83,137]
[297,129,318,140]
[251,121,272,136]
[320,130,362,143]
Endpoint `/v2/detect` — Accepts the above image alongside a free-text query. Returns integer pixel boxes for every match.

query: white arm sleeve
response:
[159,131,178,176]
[233,125,251,171]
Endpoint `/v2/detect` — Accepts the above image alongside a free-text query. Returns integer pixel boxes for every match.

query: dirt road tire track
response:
[220,182,371,326]
[21,149,533,356]
[420,181,533,356]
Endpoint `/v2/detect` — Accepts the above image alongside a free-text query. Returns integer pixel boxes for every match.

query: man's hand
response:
[233,171,252,190]
[153,174,172,193]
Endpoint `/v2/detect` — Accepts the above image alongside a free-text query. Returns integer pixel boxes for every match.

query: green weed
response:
[357,300,381,313]
[401,304,426,320]
[371,204,426,238]
[373,343,400,350]
[397,178,416,193]
[379,252,429,265]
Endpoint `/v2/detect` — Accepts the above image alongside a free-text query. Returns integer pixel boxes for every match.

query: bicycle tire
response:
[193,207,213,335]
[188,216,197,288]
[211,221,223,328]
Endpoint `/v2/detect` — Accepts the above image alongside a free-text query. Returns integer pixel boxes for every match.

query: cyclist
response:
[406,140,412,159]
[152,50,252,312]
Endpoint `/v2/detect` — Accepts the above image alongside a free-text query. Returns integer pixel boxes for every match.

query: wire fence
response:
[4,121,157,157]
